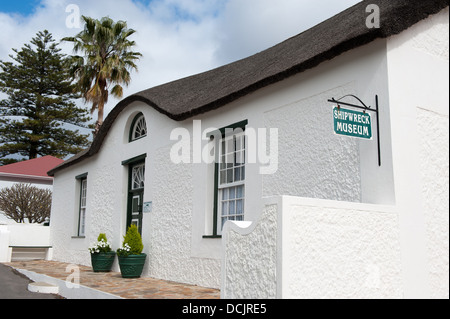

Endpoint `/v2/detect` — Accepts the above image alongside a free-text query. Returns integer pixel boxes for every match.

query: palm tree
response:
[63,16,142,135]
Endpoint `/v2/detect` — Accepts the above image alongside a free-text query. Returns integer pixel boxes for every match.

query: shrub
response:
[97,233,108,242]
[117,225,143,257]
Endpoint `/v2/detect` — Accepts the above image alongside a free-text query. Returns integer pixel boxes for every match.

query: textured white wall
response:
[386,7,449,299]
[50,105,223,288]
[50,21,400,290]
[145,143,221,288]
[222,196,402,299]
[280,197,402,299]
[262,83,361,202]
[222,204,278,299]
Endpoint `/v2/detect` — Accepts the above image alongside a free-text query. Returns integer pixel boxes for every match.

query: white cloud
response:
[0,0,361,119]
[214,0,362,64]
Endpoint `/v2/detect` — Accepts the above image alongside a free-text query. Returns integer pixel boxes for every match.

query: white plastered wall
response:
[386,7,449,299]
[50,34,396,290]
[222,196,402,299]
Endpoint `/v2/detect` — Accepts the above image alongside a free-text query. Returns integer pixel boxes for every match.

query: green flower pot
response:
[118,254,147,278]
[91,251,116,272]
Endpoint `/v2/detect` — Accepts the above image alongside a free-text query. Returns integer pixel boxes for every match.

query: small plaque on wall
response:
[143,201,152,213]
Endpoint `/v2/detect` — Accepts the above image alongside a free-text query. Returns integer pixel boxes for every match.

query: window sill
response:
[202,235,222,239]
[71,236,86,239]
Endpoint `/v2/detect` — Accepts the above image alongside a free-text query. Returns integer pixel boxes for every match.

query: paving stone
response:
[4,260,220,299]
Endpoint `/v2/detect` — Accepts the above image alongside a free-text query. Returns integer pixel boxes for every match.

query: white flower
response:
[88,238,112,253]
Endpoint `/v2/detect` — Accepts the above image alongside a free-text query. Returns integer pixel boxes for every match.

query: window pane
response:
[79,208,86,236]
[235,136,241,151]
[132,164,145,190]
[236,185,244,198]
[226,138,233,154]
[80,179,87,207]
[132,115,147,141]
[226,169,233,183]
[220,170,226,184]
[222,201,228,216]
[235,151,244,165]
[229,201,235,215]
[234,167,241,181]
[132,196,140,212]
[236,200,243,215]
[226,153,233,165]
[222,188,228,200]
[229,187,236,199]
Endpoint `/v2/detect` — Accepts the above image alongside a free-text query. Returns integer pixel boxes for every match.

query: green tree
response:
[0,30,92,165]
[63,16,142,135]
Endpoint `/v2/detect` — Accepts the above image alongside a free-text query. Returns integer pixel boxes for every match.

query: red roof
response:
[0,156,64,178]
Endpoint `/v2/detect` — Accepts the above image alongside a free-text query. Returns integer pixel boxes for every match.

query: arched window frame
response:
[129,113,147,142]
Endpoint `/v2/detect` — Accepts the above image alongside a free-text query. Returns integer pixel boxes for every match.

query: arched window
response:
[129,113,147,142]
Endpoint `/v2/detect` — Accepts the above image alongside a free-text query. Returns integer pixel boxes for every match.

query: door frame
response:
[122,154,147,235]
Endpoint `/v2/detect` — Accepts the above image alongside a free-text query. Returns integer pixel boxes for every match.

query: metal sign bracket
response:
[328,95,381,166]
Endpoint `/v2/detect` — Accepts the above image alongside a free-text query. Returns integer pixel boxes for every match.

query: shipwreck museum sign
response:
[333,107,372,140]
[328,94,381,166]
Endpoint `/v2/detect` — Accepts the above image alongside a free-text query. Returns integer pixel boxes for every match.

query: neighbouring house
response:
[0,156,63,262]
[0,155,64,224]
[0,155,63,187]
[47,0,449,298]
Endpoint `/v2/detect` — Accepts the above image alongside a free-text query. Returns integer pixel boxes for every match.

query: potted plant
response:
[88,233,115,272]
[117,224,147,278]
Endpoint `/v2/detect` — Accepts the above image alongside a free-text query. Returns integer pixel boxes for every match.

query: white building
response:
[0,156,62,261]
[48,1,449,298]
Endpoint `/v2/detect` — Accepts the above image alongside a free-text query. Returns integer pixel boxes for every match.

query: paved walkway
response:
[3,260,220,299]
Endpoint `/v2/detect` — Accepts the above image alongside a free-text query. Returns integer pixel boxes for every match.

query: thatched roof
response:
[48,0,448,176]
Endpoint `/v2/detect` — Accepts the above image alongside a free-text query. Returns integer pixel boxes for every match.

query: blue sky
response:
[0,0,42,15]
[0,0,361,118]
[0,0,157,16]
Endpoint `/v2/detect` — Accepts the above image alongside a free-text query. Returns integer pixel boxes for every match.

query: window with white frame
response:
[203,120,247,238]
[78,177,87,236]
[129,113,147,142]
[217,132,245,234]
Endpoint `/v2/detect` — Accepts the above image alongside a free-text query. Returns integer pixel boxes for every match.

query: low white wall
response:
[0,226,10,262]
[222,196,402,299]
[279,196,401,299]
[8,224,51,247]
[0,224,52,262]
[221,204,278,299]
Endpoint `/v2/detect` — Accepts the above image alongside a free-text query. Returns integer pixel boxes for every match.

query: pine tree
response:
[0,30,92,165]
